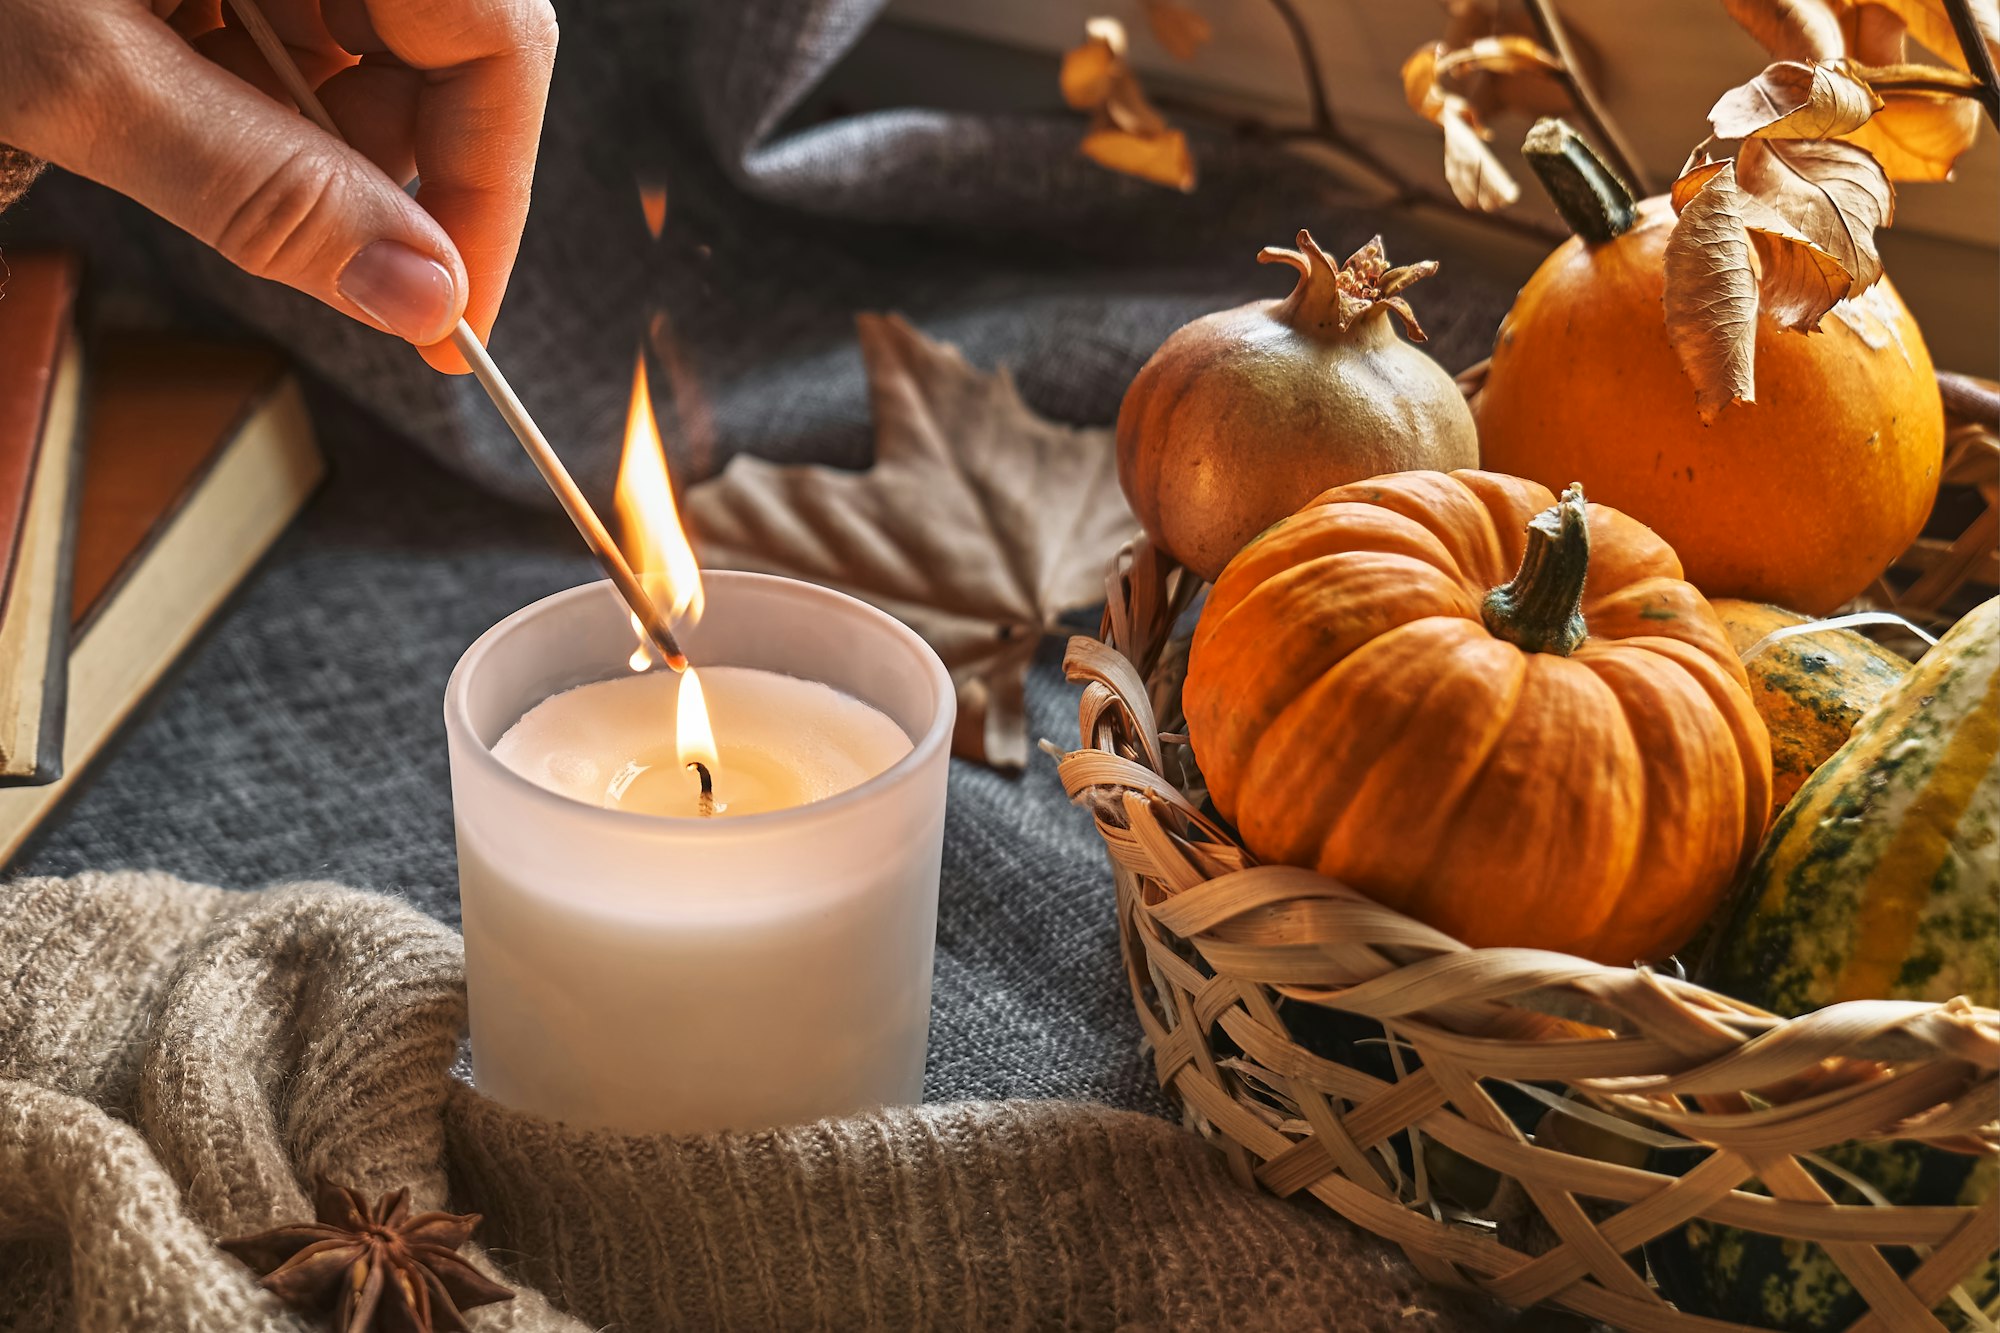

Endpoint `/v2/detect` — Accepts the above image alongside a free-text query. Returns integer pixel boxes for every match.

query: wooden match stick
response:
[222,0,689,672]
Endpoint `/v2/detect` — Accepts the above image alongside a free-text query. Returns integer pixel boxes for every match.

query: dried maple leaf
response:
[1142,0,1212,60]
[1061,18,1196,192]
[1401,42,1524,212]
[683,314,1138,772]
[1841,2,1989,181]
[1691,51,1894,331]
[220,1178,512,1333]
[1440,32,1575,119]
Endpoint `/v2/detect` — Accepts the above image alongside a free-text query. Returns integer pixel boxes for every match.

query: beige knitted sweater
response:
[0,872,1495,1331]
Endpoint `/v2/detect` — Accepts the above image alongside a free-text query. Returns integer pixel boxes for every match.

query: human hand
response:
[0,0,557,372]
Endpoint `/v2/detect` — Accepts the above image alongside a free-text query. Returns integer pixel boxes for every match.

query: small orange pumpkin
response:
[1475,123,1943,616]
[1184,469,1773,965]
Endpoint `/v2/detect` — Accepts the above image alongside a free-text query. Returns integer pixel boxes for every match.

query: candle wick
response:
[688,761,715,818]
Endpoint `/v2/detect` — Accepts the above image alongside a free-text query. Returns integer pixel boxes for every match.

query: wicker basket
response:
[1056,373,1999,1333]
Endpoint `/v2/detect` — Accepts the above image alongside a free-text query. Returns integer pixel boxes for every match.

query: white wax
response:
[450,575,953,1136]
[492,666,911,818]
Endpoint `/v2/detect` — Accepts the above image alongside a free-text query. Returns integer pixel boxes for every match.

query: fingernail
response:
[338,241,457,344]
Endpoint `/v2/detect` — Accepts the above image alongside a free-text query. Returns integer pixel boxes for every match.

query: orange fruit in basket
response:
[1184,469,1773,966]
[1475,129,1943,616]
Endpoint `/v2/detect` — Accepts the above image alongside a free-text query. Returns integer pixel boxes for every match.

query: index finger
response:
[360,0,557,372]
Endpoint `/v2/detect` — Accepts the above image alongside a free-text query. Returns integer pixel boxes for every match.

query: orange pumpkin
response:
[1184,470,1773,965]
[1475,129,1943,616]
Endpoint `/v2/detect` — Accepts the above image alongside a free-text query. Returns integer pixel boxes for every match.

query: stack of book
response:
[0,251,325,863]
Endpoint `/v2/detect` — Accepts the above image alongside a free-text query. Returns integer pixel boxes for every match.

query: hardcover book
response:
[0,251,86,784]
[0,337,324,864]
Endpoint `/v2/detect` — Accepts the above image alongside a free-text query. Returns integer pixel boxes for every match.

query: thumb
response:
[15,9,467,345]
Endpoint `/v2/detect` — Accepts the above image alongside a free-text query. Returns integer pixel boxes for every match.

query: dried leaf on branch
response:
[1142,0,1212,61]
[1435,34,1563,79]
[1845,2,1911,62]
[1844,83,1985,176]
[1664,161,1763,419]
[1723,0,1849,61]
[1708,59,1882,138]
[1714,0,1991,179]
[1864,0,2000,70]
[1439,0,1586,116]
[1062,18,1196,191]
[1720,0,2000,178]
[1738,135,1895,293]
[1666,131,1893,410]
[1401,41,1546,211]
[684,315,1139,772]
[1654,0,1999,413]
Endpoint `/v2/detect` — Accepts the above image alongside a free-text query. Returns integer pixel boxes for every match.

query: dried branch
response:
[1237,0,1567,245]
[1864,71,1992,96]
[1943,0,2000,126]
[1522,0,1654,195]
[1257,0,1411,193]
[1128,0,1578,248]
[1264,0,1333,135]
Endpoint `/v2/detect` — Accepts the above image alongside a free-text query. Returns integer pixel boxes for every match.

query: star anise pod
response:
[219,1177,513,1333]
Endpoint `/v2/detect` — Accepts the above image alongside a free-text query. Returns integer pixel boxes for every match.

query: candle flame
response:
[615,353,704,671]
[676,666,718,771]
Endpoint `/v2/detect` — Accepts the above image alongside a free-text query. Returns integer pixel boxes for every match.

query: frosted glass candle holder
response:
[445,575,954,1136]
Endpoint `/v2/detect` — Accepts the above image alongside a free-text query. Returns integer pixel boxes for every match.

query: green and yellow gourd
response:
[1654,598,2000,1331]
[1710,599,1909,816]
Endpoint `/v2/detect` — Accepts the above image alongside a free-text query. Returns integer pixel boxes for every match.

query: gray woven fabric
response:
[2,0,1510,1122]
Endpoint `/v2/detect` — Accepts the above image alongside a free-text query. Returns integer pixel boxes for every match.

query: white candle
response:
[492,667,911,819]
[446,576,954,1137]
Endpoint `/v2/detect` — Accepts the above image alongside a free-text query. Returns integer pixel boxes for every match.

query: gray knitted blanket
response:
[0,870,1496,1330]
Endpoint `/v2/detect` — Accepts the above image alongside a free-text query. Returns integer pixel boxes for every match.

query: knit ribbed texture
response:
[0,872,1497,1330]
[0,873,575,1333]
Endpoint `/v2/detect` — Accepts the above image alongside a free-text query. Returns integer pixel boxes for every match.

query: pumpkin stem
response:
[1259,230,1439,342]
[1483,484,1591,656]
[1523,118,1637,246]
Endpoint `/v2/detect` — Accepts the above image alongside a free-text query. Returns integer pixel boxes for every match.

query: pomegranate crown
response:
[1260,231,1437,342]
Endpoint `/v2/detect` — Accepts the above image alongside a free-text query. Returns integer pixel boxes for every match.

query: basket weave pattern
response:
[1057,376,2000,1332]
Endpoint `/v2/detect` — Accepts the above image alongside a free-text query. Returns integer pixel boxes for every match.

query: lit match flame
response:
[614,353,704,672]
